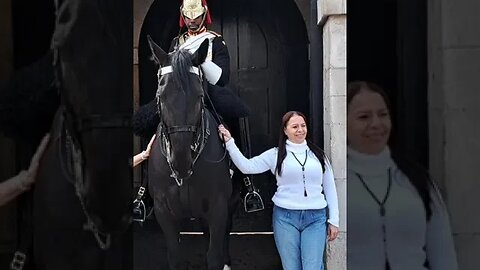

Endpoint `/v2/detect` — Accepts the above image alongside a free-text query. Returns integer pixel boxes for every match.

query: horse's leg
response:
[206,202,229,270]
[221,212,233,270]
[222,173,242,269]
[103,234,131,270]
[155,209,185,270]
[202,217,232,270]
[201,221,211,254]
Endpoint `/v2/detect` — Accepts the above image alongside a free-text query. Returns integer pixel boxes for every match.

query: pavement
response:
[133,219,282,270]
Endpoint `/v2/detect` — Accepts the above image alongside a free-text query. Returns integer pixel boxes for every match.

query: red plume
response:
[179,13,185,28]
[202,0,212,25]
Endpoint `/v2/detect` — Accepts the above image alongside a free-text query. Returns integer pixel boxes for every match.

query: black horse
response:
[32,0,132,269]
[147,37,235,270]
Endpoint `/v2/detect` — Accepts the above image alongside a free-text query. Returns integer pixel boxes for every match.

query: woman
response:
[347,81,458,269]
[218,111,339,270]
[0,134,50,206]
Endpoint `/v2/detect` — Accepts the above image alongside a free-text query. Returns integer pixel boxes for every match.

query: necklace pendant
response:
[304,188,308,197]
[380,206,386,216]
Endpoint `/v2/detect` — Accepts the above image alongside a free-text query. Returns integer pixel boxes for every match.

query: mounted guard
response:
[132,0,264,222]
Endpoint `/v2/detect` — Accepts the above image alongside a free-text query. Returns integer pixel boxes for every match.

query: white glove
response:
[200,60,222,85]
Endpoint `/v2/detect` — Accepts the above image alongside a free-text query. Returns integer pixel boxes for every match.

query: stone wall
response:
[428,0,480,269]
[319,0,347,269]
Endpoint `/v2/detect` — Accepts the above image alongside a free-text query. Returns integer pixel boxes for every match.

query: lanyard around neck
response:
[291,150,308,197]
[355,169,392,216]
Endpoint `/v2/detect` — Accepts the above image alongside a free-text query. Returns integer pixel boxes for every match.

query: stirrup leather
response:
[10,251,27,270]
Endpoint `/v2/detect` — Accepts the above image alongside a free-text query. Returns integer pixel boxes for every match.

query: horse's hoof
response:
[223,265,231,270]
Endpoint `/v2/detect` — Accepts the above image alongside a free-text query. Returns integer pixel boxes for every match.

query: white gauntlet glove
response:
[200,60,222,85]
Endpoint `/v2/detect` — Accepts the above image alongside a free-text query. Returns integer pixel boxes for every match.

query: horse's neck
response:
[204,108,220,128]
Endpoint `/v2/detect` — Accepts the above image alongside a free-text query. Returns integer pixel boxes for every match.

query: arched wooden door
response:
[139,0,309,231]
[347,0,428,166]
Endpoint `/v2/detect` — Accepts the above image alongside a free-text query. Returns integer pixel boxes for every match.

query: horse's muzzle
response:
[171,169,193,186]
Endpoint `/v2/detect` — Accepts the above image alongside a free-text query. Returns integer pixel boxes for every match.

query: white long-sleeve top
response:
[347,146,458,270]
[225,139,339,227]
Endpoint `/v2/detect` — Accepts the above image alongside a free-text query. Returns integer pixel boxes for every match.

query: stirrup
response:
[244,191,264,213]
[243,176,264,213]
[132,186,146,222]
[132,199,146,222]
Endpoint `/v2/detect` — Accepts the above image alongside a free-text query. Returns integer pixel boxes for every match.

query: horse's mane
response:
[170,49,195,94]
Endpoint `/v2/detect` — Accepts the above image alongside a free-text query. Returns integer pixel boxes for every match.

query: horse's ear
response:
[192,39,209,66]
[147,35,167,65]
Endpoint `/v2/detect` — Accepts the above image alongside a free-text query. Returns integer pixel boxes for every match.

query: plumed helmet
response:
[179,0,212,27]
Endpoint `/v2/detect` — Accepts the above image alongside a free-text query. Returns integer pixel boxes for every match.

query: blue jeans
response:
[272,205,327,270]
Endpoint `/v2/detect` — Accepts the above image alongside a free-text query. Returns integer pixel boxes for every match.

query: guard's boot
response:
[242,175,264,213]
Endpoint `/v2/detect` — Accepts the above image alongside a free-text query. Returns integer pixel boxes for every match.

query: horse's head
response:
[53,10,132,234]
[148,36,208,181]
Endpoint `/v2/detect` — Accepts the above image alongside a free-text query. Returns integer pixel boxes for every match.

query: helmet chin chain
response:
[184,10,207,34]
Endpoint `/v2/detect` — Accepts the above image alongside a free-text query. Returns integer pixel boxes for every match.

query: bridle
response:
[54,48,131,250]
[155,65,211,186]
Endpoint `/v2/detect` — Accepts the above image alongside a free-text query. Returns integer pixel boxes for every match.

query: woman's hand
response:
[328,224,339,241]
[24,133,51,186]
[132,134,157,167]
[143,134,156,159]
[218,125,232,142]
[0,133,50,206]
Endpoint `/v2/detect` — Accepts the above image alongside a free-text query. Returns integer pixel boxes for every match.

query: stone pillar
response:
[428,0,480,269]
[318,0,346,269]
[133,0,154,184]
[133,0,155,109]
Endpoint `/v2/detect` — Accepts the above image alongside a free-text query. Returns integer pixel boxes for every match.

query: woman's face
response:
[347,89,391,154]
[284,114,307,144]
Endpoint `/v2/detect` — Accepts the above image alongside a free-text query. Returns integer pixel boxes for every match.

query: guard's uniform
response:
[170,29,248,120]
[133,29,249,138]
[171,29,230,87]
